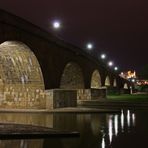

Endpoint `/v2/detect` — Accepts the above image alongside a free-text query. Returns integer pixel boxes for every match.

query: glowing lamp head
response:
[114,67,118,71]
[86,43,93,50]
[52,21,61,29]
[108,61,113,66]
[101,54,106,59]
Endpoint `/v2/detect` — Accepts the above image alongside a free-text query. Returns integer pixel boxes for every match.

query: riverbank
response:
[108,93,148,102]
[78,93,148,109]
[0,94,147,113]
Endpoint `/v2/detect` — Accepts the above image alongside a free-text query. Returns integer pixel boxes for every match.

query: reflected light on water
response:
[121,110,136,130]
[127,110,130,127]
[108,116,113,143]
[132,113,136,126]
[104,110,136,147]
[121,110,124,130]
[101,137,105,148]
[114,115,118,136]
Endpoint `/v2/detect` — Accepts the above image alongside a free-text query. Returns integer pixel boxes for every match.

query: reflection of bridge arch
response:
[60,62,84,89]
[91,70,101,88]
[105,76,111,86]
[0,41,45,92]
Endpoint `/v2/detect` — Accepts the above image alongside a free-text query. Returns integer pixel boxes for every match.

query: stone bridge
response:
[0,9,131,110]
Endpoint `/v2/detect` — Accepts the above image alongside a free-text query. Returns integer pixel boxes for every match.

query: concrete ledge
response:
[0,107,120,113]
[0,109,48,113]
[48,107,120,113]
[0,123,79,139]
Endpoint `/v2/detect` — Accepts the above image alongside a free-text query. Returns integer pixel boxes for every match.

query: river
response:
[0,109,147,148]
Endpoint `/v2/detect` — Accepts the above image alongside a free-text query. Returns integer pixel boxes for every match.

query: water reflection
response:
[121,110,124,130]
[0,139,43,148]
[101,109,136,148]
[127,110,130,127]
[132,113,136,126]
[101,137,105,148]
[108,115,113,143]
[0,113,54,128]
[0,110,137,148]
[114,115,118,136]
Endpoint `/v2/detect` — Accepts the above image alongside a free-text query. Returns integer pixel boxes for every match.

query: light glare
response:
[101,54,106,59]
[114,67,118,71]
[53,21,61,29]
[108,61,113,66]
[86,43,93,50]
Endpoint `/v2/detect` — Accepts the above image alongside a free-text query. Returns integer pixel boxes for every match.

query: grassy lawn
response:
[107,94,148,102]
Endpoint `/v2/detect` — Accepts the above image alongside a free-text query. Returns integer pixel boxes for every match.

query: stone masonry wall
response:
[77,89,91,100]
[91,88,106,100]
[0,88,46,109]
[77,88,107,101]
[46,89,77,109]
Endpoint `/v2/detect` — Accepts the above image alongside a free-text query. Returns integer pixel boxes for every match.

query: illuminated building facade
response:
[120,70,137,83]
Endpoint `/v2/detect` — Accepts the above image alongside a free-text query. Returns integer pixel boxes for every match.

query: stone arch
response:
[105,76,111,86]
[113,79,117,87]
[60,62,84,89]
[124,83,128,89]
[0,41,45,93]
[91,69,101,88]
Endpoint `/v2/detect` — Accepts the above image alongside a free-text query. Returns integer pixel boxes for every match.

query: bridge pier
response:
[45,88,107,110]
[45,89,77,110]
[106,86,131,95]
[107,87,121,95]
[77,88,107,101]
[120,88,131,94]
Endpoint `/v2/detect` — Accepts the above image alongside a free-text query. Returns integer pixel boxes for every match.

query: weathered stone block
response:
[46,89,77,110]
[77,88,107,101]
[91,88,107,100]
[77,89,91,100]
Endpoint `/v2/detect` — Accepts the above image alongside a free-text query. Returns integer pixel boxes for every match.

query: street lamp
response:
[108,61,113,66]
[52,20,61,29]
[114,67,118,71]
[86,43,93,50]
[101,54,106,59]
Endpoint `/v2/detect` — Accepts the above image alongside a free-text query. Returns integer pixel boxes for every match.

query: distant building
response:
[120,70,148,86]
[137,80,148,86]
[120,70,137,82]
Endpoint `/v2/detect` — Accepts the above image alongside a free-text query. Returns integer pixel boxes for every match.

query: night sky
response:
[0,0,147,73]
